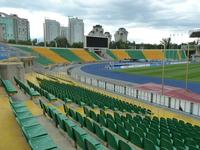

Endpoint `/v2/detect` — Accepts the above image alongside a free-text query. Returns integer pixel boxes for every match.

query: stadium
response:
[1,3,200,149]
[0,30,200,150]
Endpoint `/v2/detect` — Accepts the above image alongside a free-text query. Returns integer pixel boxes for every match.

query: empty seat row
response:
[39,100,107,150]
[36,77,151,115]
[1,79,17,94]
[65,105,135,150]
[27,80,56,102]
[14,77,40,97]
[9,98,58,150]
[83,106,200,150]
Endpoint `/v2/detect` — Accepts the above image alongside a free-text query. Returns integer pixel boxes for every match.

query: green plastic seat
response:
[57,113,68,131]
[68,108,77,121]
[9,100,25,109]
[64,119,77,140]
[85,135,104,150]
[121,115,127,123]
[76,112,84,127]
[147,132,160,146]
[105,130,119,150]
[85,117,94,133]
[185,138,198,147]
[160,133,172,142]
[64,98,72,103]
[114,112,120,119]
[119,140,135,150]
[129,131,143,148]
[22,124,48,139]
[17,117,39,128]
[144,138,159,150]
[134,127,145,138]
[93,122,105,141]
[129,119,138,128]
[107,119,117,133]
[115,116,122,123]
[188,145,199,150]
[90,110,98,122]
[99,115,107,127]
[14,107,29,114]
[175,146,186,150]
[29,134,58,150]
[160,147,168,150]
[107,113,114,121]
[83,106,91,117]
[73,126,88,150]
[46,106,56,119]
[117,124,129,140]
[160,138,174,150]
[126,113,132,120]
[149,127,159,137]
[100,109,106,117]
[16,111,33,120]
[124,121,133,131]
[52,110,62,127]
[173,138,185,148]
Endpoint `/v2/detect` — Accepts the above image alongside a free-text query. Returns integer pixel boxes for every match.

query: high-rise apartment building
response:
[114,28,128,42]
[0,12,30,41]
[44,19,60,44]
[88,25,104,37]
[60,26,69,40]
[68,17,84,45]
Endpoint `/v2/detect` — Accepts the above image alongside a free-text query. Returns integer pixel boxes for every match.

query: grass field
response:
[115,63,200,83]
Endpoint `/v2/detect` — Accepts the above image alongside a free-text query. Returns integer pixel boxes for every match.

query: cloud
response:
[0,0,199,43]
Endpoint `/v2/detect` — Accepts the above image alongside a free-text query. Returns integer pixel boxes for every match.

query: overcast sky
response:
[0,0,199,43]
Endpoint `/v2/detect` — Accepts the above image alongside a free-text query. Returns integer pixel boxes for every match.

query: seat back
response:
[105,130,119,150]
[129,131,143,148]
[119,140,134,150]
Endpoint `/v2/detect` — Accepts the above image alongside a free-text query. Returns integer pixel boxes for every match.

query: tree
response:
[71,42,83,48]
[48,41,56,47]
[160,37,172,49]
[55,37,69,47]
[8,39,16,44]
[32,38,37,46]
[37,42,44,46]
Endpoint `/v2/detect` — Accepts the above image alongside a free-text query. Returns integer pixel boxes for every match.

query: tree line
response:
[8,37,193,49]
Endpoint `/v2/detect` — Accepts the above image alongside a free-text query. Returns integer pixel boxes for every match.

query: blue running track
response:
[81,63,200,94]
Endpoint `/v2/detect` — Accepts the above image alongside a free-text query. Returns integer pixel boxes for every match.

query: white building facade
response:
[0,12,30,41]
[68,17,84,45]
[44,19,60,44]
[60,26,69,40]
[88,25,104,37]
[114,28,128,42]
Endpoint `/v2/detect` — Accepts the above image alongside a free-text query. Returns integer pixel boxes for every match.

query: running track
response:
[81,63,200,94]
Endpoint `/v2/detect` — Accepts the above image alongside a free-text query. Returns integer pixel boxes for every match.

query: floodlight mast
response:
[161,43,166,95]
[185,43,189,90]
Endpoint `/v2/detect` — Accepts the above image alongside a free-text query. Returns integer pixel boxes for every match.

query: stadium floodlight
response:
[161,43,166,95]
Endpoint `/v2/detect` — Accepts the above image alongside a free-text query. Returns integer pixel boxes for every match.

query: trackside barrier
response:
[69,72,200,117]
[34,69,200,118]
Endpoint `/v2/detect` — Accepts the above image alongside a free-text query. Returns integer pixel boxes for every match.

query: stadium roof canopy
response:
[189,29,200,37]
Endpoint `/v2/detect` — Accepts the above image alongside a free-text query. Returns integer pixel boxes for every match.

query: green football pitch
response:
[115,63,200,83]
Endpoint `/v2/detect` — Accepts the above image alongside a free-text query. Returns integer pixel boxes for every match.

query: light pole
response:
[161,44,166,95]
[185,43,190,90]
[54,40,57,48]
